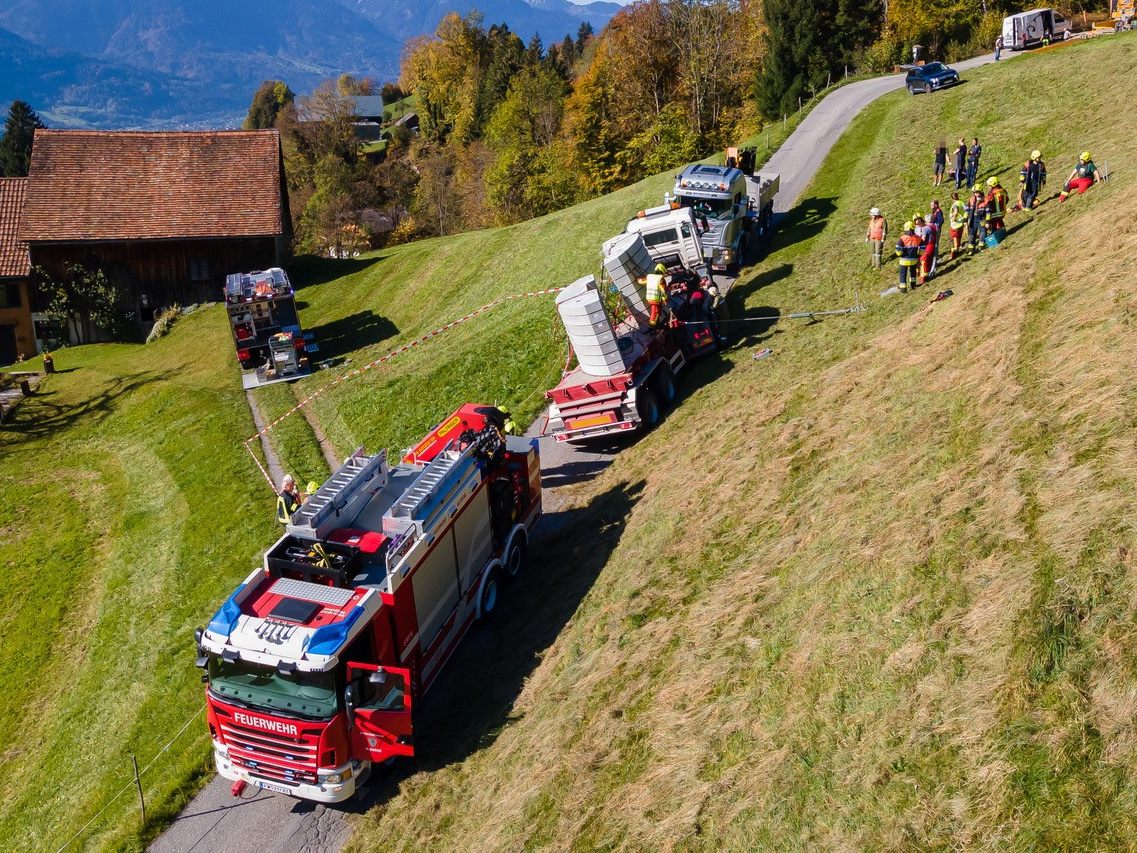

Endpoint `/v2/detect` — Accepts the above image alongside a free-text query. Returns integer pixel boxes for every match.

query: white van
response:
[1003,8,1072,50]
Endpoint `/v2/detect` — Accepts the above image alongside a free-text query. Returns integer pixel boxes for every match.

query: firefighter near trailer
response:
[195,404,542,803]
[225,268,318,389]
[544,230,720,443]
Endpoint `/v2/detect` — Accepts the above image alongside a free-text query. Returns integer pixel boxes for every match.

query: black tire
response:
[731,233,749,273]
[480,568,501,618]
[636,387,661,430]
[908,85,916,96]
[653,368,677,407]
[505,538,525,580]
[924,83,932,94]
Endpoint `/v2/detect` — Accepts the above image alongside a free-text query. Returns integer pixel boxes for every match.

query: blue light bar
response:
[304,606,364,656]
[207,583,245,637]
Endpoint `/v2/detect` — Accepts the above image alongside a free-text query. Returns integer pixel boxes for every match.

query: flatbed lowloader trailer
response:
[545,234,717,443]
[196,404,541,803]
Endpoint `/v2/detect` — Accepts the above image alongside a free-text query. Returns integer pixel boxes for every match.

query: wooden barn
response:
[0,178,34,364]
[19,129,291,334]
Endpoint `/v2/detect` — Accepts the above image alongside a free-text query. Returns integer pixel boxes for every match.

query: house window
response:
[0,282,22,309]
[189,258,210,282]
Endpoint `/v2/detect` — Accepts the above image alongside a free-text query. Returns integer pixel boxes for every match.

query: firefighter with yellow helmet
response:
[645,262,670,327]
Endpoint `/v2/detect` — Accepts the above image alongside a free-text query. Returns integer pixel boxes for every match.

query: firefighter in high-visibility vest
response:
[500,408,521,436]
[276,474,303,525]
[645,263,670,326]
[895,221,921,292]
[984,176,1008,236]
[947,191,967,260]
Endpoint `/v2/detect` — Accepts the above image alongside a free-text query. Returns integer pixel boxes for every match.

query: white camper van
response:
[1002,8,1072,50]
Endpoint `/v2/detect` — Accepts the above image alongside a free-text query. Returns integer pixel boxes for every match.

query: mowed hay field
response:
[343,35,1137,850]
[0,309,278,851]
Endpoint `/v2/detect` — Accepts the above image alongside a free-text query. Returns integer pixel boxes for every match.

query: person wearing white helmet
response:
[866,207,888,269]
[276,474,304,525]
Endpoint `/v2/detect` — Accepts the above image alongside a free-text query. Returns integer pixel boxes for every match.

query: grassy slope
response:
[251,102,808,476]
[340,34,1137,850]
[0,80,820,852]
[0,308,279,851]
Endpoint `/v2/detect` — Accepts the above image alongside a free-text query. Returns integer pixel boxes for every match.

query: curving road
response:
[151,56,995,853]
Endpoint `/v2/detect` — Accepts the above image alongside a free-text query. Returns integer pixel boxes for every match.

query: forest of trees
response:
[241,0,1102,255]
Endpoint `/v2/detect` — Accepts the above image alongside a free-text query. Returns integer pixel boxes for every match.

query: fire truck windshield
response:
[208,658,338,720]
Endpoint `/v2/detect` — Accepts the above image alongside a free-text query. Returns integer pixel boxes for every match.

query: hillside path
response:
[152,54,995,853]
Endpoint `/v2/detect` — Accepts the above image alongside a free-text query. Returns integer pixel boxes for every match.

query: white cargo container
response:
[1003,8,1071,49]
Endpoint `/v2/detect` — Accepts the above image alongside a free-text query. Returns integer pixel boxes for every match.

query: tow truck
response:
[224,267,317,389]
[195,404,541,802]
[544,232,717,443]
[671,160,779,273]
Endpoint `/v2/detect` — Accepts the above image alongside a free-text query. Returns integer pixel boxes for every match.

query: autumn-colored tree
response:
[485,65,574,223]
[336,74,376,96]
[400,13,490,144]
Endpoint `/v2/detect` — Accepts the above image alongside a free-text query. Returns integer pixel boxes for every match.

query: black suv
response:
[905,62,960,95]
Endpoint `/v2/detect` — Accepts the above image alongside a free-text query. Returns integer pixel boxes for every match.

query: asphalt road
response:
[151,57,995,853]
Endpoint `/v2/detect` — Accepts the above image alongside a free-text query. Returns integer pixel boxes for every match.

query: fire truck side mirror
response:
[344,683,356,729]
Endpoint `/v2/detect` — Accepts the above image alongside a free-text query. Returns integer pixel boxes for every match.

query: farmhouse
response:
[0,178,34,364]
[19,129,291,334]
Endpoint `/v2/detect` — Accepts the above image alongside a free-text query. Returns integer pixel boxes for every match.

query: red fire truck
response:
[196,404,541,802]
[224,267,316,389]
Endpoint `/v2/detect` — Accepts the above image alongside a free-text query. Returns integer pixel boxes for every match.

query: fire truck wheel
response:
[480,568,502,618]
[652,368,677,407]
[505,539,526,579]
[636,387,661,429]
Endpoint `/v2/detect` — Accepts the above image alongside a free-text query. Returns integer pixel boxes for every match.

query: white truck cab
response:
[621,204,708,275]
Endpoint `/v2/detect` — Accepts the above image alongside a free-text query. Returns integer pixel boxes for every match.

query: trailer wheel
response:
[652,368,677,407]
[480,568,502,618]
[636,387,661,430]
[505,538,526,579]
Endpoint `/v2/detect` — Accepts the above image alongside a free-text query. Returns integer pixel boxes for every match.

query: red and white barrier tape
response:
[243,287,566,487]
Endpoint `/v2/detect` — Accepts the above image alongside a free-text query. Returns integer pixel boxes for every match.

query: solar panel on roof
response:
[269,598,321,624]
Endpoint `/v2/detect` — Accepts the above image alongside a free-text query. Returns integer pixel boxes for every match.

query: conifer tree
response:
[0,100,45,177]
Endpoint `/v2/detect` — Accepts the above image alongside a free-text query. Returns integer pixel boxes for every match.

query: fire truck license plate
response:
[255,780,293,795]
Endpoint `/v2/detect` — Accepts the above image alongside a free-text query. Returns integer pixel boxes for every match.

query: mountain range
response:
[0,0,619,129]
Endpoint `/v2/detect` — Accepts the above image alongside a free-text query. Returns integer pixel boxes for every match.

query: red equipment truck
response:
[195,404,541,802]
[544,233,718,443]
[225,267,317,389]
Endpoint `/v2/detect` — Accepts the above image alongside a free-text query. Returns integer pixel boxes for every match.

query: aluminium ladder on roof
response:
[287,450,389,540]
[389,445,477,523]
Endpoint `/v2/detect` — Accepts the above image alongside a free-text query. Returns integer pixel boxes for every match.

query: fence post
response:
[827,71,832,88]
[132,755,146,825]
[845,64,849,79]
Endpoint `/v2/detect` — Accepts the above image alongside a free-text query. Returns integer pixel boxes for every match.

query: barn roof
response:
[19,130,285,243]
[0,178,30,278]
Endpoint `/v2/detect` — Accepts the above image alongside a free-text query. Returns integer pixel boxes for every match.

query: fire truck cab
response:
[197,404,541,803]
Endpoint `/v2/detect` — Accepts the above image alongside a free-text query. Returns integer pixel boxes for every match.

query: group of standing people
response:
[933,137,983,190]
[867,142,1104,294]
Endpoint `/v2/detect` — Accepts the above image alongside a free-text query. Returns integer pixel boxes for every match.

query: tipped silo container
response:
[601,232,651,326]
[555,276,628,378]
